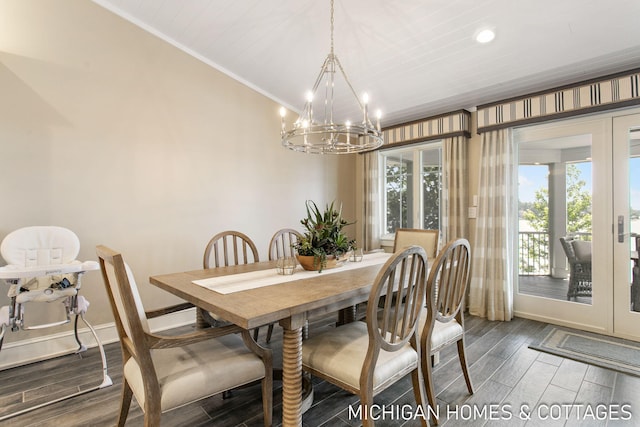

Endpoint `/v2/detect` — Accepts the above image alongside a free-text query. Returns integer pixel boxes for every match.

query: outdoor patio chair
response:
[559,236,592,300]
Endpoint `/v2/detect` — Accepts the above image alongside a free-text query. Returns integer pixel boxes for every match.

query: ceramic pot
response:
[296,253,349,271]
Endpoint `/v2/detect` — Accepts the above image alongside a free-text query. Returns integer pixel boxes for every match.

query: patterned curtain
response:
[362,150,381,251]
[469,129,515,321]
[442,135,468,244]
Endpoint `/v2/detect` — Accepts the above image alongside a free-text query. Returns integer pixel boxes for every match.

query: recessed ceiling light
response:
[475,29,495,44]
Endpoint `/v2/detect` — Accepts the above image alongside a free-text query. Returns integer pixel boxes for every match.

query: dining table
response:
[149,251,392,427]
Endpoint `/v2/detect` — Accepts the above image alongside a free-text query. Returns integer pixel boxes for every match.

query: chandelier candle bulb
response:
[362,93,369,124]
[280,107,286,133]
[346,120,351,145]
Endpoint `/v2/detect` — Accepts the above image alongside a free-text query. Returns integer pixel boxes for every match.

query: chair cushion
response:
[124,333,266,412]
[0,226,80,266]
[302,321,418,392]
[571,240,592,262]
[415,309,464,353]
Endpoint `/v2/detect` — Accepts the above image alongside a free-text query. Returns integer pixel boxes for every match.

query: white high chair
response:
[0,226,112,418]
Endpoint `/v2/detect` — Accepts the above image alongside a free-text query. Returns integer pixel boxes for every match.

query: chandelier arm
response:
[310,55,333,94]
[332,55,364,110]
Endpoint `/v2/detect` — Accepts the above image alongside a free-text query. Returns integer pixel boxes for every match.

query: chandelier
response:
[279,0,383,154]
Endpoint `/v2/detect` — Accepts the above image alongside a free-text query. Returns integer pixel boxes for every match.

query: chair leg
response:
[457,339,474,395]
[117,381,133,427]
[359,390,375,427]
[423,350,439,425]
[266,323,274,343]
[261,375,273,427]
[78,314,113,388]
[411,366,429,427]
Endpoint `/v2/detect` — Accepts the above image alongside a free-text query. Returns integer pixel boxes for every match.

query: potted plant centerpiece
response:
[294,200,356,272]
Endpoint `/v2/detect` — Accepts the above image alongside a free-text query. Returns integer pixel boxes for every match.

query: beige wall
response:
[0,0,356,350]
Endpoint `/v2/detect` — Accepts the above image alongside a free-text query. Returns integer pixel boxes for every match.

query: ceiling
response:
[93,0,640,127]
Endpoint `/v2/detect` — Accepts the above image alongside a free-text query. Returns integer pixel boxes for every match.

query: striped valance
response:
[379,109,471,149]
[477,68,640,133]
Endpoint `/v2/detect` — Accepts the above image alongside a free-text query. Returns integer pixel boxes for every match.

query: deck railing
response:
[519,231,592,275]
[519,231,550,275]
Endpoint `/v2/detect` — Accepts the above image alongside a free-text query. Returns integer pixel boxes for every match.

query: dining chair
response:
[268,228,302,261]
[96,245,273,427]
[379,229,439,312]
[420,238,474,424]
[199,230,260,330]
[265,228,302,342]
[394,228,440,259]
[302,245,429,427]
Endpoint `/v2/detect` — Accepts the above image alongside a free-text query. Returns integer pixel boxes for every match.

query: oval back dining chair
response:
[96,245,272,427]
[302,245,429,427]
[263,228,302,342]
[268,228,302,261]
[203,230,260,269]
[199,230,260,329]
[421,238,474,425]
[393,228,440,259]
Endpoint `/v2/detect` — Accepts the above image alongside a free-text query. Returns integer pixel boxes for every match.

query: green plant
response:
[294,200,356,272]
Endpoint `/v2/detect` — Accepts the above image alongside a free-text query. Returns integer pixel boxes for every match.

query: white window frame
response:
[379,141,443,249]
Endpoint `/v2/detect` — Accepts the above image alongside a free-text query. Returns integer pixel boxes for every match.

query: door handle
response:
[618,215,625,243]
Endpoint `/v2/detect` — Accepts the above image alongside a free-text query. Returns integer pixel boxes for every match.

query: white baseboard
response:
[0,307,196,371]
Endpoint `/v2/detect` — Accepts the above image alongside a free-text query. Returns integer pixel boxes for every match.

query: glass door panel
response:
[613,114,640,341]
[513,118,608,333]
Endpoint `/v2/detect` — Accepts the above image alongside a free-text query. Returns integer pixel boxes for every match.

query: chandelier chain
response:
[330,0,334,56]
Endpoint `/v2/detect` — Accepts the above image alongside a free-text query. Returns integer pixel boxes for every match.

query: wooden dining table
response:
[149,252,391,427]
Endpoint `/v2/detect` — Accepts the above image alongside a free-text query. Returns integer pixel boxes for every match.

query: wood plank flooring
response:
[0,313,638,426]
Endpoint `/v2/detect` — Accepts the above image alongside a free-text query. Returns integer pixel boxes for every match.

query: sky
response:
[518,160,640,211]
[518,163,592,203]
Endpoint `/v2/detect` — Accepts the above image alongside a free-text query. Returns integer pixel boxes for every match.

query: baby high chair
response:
[0,226,112,418]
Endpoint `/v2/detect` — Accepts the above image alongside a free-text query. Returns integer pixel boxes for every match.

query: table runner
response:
[192,252,391,294]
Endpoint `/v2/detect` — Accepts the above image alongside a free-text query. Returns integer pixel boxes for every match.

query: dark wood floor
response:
[0,312,638,427]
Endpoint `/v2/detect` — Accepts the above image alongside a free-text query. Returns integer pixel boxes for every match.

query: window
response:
[381,142,442,236]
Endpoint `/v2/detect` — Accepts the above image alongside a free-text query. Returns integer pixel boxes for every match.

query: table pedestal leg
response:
[281,322,303,427]
[337,304,357,325]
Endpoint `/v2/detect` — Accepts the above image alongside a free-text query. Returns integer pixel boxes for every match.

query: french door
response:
[612,113,640,341]
[513,109,640,341]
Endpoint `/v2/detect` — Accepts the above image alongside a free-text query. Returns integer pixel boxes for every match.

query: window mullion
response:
[413,150,422,228]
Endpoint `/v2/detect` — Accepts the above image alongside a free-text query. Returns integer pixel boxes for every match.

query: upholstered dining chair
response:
[199,230,260,330]
[394,228,440,259]
[420,238,474,424]
[96,245,273,427]
[302,245,429,427]
[264,228,302,342]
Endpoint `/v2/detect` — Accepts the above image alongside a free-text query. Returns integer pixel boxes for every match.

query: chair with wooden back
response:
[421,238,474,424]
[264,228,302,342]
[394,228,440,259]
[96,245,272,427]
[302,245,429,426]
[199,230,260,329]
[268,228,302,261]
